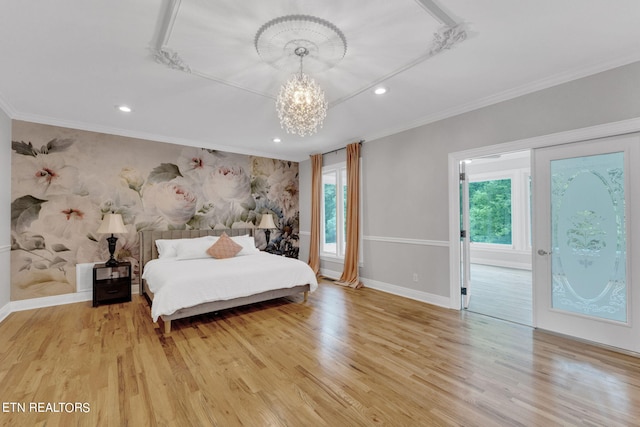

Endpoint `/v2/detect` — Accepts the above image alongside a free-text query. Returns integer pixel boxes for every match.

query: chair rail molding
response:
[300,232,449,248]
[364,235,449,247]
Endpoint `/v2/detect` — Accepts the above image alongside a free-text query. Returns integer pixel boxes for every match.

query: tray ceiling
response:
[159,0,448,102]
[0,0,639,161]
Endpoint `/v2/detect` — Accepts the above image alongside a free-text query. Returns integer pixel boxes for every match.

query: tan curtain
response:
[336,142,363,289]
[307,153,322,276]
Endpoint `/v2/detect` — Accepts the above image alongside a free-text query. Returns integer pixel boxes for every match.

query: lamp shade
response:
[97,213,127,234]
[258,214,276,229]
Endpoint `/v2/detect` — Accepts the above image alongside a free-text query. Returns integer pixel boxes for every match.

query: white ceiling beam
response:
[415,0,458,27]
[151,0,182,51]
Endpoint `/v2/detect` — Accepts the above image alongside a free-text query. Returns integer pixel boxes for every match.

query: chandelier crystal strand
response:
[275,48,328,137]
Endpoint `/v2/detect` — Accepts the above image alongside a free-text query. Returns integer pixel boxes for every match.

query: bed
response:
[139,229,318,334]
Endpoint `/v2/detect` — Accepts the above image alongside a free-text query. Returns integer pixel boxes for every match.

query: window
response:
[322,163,347,258]
[469,178,512,245]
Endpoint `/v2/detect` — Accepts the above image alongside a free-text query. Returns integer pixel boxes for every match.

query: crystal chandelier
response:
[255,15,346,138]
[276,47,328,137]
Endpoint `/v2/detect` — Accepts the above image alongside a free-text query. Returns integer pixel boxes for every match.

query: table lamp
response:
[258,214,276,246]
[97,213,127,266]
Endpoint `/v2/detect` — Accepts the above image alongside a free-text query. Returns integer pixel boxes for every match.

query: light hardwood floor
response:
[467,264,533,325]
[1,280,639,426]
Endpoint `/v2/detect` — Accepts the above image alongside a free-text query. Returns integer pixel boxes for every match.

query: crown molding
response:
[6,54,638,163]
[10,112,305,162]
[363,54,640,145]
[452,116,640,161]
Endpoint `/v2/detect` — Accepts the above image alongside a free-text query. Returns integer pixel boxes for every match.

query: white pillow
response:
[231,235,260,256]
[155,239,178,258]
[174,236,218,260]
[156,236,215,259]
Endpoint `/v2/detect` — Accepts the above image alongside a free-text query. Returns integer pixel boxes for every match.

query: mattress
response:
[142,252,318,321]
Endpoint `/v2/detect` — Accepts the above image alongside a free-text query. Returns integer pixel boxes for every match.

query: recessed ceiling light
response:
[273,138,282,143]
[374,87,387,95]
[117,105,132,113]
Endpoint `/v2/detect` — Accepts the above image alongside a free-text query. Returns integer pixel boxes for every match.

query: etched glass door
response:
[533,135,640,352]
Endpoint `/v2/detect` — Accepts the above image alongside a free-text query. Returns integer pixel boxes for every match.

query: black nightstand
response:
[264,243,299,258]
[93,262,131,307]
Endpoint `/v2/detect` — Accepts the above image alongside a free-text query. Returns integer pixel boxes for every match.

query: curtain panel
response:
[336,142,363,289]
[307,153,322,276]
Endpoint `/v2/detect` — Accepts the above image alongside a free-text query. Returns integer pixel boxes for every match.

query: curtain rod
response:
[321,140,364,156]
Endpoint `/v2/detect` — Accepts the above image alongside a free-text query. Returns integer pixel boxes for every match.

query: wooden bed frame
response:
[139,228,310,334]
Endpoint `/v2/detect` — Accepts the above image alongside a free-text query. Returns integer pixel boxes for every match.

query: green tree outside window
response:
[324,183,336,244]
[469,179,512,244]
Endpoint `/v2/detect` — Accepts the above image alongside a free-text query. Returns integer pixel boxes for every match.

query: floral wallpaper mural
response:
[10,121,299,301]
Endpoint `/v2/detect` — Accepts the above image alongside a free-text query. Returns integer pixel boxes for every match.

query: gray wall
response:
[0,106,11,312]
[299,61,640,302]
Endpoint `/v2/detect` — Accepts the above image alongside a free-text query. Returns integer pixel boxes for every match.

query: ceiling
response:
[1,0,639,161]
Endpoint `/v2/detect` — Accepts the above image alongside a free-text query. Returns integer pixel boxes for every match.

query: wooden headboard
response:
[139,228,255,274]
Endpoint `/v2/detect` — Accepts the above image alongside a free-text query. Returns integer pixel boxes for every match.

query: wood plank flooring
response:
[467,264,533,325]
[1,280,639,426]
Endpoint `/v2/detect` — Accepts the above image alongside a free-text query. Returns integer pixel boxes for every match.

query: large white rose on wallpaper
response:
[143,180,198,226]
[177,147,220,181]
[252,157,278,177]
[13,153,79,198]
[203,164,252,210]
[267,164,299,219]
[31,194,102,240]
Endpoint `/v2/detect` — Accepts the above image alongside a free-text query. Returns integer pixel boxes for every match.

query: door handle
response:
[537,249,551,256]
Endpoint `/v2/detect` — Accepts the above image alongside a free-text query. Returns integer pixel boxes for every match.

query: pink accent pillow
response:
[206,232,242,259]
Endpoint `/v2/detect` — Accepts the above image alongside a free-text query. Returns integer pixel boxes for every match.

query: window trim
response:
[468,168,531,252]
[320,160,363,264]
[321,162,346,259]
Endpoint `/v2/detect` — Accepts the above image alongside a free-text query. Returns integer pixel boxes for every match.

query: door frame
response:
[447,117,640,314]
[460,160,471,309]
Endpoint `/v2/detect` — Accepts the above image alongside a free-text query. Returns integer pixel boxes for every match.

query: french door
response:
[460,160,471,309]
[533,134,640,352]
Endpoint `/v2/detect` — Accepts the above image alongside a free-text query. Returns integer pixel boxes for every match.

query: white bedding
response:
[142,252,318,321]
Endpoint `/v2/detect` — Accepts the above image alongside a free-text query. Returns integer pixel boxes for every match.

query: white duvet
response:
[142,252,318,321]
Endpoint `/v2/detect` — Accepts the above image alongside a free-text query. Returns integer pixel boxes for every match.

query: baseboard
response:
[363,278,452,309]
[0,301,11,323]
[0,245,10,321]
[319,268,452,309]
[9,285,140,313]
[319,268,341,281]
[471,259,532,271]
[11,290,94,312]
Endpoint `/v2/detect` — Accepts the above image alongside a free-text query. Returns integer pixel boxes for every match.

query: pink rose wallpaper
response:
[10,121,299,301]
